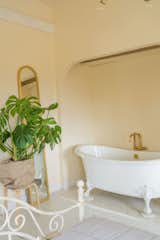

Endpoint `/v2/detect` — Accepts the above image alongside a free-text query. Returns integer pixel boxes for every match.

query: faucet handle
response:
[129,133,134,142]
[129,132,147,151]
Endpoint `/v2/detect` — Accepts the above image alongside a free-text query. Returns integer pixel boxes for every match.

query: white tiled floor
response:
[56,218,159,240]
[43,187,160,236]
[8,187,160,239]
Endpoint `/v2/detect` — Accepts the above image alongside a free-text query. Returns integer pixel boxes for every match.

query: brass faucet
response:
[129,132,147,151]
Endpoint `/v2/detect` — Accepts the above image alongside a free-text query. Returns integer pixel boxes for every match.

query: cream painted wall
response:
[0,18,60,192]
[52,0,160,188]
[0,0,54,22]
[53,0,160,66]
[1,0,160,192]
[59,65,94,188]
[90,48,160,151]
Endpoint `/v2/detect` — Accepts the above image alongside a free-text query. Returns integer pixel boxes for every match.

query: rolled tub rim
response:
[75,144,160,164]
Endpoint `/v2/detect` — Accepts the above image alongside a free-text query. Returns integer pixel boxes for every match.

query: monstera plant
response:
[0,95,61,189]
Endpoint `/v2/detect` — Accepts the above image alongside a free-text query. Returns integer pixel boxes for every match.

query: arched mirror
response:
[17,65,50,205]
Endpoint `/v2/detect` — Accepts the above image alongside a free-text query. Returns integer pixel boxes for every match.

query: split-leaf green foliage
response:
[0,95,61,161]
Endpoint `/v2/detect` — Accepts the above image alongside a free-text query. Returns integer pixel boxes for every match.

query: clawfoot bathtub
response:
[75,145,160,217]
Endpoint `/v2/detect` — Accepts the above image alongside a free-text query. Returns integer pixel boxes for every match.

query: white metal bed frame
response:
[0,180,85,240]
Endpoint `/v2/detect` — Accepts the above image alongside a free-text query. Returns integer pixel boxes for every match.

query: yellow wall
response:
[1,0,160,191]
[53,0,160,66]
[57,46,160,189]
[60,65,94,187]
[0,0,54,22]
[0,8,61,192]
[53,0,160,188]
[90,48,160,151]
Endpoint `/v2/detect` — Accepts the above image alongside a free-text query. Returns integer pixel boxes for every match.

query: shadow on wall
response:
[63,146,85,189]
[59,64,94,189]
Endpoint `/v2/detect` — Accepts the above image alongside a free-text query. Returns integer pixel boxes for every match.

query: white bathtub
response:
[75,145,160,216]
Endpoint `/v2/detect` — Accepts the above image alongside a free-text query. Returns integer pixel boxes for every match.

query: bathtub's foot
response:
[84,181,94,201]
[143,197,154,217]
[142,186,155,218]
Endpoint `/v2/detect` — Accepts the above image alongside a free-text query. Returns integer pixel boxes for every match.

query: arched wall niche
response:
[60,46,160,188]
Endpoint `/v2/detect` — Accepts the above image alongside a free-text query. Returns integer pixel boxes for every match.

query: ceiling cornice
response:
[0,7,55,33]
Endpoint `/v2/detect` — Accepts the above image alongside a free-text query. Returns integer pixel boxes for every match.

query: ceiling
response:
[40,0,55,8]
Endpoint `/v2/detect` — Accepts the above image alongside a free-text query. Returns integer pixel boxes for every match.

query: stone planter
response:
[0,159,35,189]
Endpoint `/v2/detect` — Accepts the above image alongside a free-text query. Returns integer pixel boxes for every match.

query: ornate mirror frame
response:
[17,65,50,205]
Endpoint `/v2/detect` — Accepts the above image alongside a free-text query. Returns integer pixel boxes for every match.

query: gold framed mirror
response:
[17,65,50,205]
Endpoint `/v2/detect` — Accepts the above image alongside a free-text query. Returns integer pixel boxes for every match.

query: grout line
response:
[60,195,160,236]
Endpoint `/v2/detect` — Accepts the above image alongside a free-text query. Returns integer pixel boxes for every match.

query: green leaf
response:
[0,94,61,159]
[55,125,62,134]
[43,118,57,125]
[48,103,58,110]
[6,95,17,105]
[0,143,7,152]
[13,125,34,150]
[0,130,10,142]
[44,103,58,111]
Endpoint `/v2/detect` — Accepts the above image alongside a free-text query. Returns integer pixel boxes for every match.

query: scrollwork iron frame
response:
[0,180,85,240]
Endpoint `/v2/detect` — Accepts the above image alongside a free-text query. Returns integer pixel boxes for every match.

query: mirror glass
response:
[18,66,50,205]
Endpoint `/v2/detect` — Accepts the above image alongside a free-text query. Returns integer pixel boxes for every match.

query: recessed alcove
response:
[61,46,160,187]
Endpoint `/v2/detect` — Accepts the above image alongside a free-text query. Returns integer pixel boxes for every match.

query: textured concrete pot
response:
[0,159,35,189]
